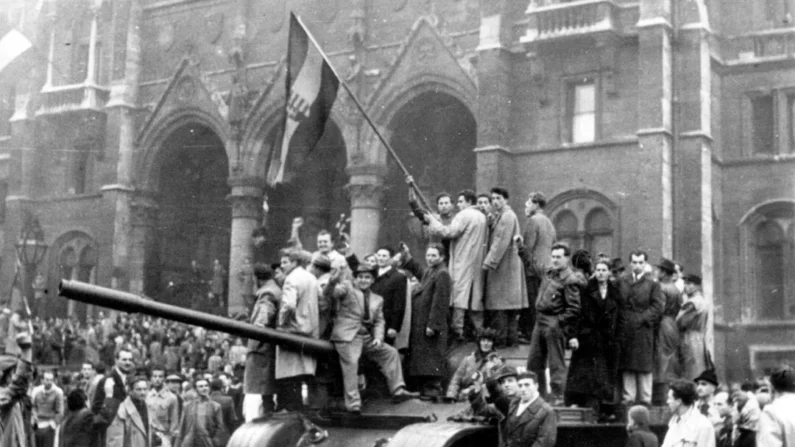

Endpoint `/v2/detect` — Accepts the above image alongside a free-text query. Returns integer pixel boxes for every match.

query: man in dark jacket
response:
[210,379,238,446]
[618,250,664,407]
[92,348,134,447]
[526,242,585,404]
[471,371,557,447]
[371,246,407,346]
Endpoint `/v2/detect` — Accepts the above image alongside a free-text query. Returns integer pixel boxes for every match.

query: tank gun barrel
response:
[58,280,335,356]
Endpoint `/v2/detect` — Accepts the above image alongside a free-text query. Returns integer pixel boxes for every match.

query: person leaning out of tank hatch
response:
[469,370,557,447]
[446,327,502,402]
[626,405,659,447]
[324,263,419,414]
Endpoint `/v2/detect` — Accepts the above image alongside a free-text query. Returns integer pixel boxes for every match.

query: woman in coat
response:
[402,243,451,400]
[565,260,621,416]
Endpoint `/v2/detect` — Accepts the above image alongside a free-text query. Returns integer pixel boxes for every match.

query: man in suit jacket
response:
[326,265,419,413]
[471,371,557,447]
[618,251,664,406]
[209,379,238,446]
[371,246,407,345]
[92,348,134,447]
[518,192,556,339]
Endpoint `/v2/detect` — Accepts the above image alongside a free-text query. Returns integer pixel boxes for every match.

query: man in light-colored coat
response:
[483,187,528,347]
[106,378,154,447]
[757,365,795,447]
[424,189,488,341]
[275,248,319,411]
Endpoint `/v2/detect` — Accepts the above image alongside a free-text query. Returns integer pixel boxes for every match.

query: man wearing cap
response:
[166,374,184,423]
[654,258,682,394]
[676,274,711,380]
[325,264,418,413]
[695,369,721,427]
[517,191,556,341]
[274,248,319,411]
[471,371,557,447]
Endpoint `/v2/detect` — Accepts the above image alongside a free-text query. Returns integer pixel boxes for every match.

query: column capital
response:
[346,183,386,210]
[227,193,262,220]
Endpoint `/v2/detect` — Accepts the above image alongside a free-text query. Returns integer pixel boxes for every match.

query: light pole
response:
[14,211,48,318]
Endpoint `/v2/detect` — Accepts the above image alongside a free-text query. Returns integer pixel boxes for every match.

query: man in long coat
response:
[618,251,664,406]
[483,187,528,347]
[275,248,319,411]
[424,189,488,341]
[401,243,451,399]
[244,263,281,419]
[106,378,154,447]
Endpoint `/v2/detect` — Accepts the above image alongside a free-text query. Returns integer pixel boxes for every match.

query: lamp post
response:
[14,211,48,318]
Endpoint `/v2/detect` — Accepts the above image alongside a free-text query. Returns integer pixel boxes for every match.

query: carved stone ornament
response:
[158,22,176,51]
[175,77,196,103]
[206,12,225,44]
[346,183,386,209]
[416,37,438,62]
[229,194,262,219]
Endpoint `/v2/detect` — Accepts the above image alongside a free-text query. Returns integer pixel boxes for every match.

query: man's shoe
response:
[392,388,420,403]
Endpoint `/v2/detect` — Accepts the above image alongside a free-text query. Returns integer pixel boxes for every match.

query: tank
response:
[59,280,669,447]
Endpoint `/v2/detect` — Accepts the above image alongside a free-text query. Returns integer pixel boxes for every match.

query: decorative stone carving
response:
[206,13,225,44]
[346,183,386,210]
[228,194,262,220]
[175,77,196,103]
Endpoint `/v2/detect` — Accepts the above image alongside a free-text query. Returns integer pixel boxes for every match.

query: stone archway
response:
[381,91,477,256]
[47,231,97,320]
[147,123,231,310]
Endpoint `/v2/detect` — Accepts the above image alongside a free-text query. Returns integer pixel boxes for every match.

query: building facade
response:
[0,0,793,381]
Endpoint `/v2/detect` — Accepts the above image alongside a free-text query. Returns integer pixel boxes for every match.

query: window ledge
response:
[723,154,795,166]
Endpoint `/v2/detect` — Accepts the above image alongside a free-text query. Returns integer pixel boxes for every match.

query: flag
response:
[267,13,340,185]
[0,29,33,75]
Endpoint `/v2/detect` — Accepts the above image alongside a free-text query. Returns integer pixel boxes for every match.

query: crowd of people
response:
[1,185,795,447]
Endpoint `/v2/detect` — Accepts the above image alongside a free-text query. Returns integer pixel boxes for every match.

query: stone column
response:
[227,177,263,316]
[129,195,158,296]
[346,166,386,256]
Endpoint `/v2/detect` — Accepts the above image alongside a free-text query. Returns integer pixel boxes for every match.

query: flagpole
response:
[292,13,434,212]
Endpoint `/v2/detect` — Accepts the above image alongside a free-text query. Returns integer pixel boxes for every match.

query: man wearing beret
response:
[695,369,721,428]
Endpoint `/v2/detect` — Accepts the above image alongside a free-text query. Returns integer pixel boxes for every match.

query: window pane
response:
[574,84,595,113]
[758,245,784,319]
[554,210,578,235]
[573,113,595,143]
[588,235,613,259]
[752,95,776,154]
[586,208,611,231]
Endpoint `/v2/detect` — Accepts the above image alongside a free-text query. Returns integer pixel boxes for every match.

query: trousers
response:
[335,334,406,411]
[527,313,567,399]
[622,371,653,404]
[451,308,484,337]
[490,310,520,345]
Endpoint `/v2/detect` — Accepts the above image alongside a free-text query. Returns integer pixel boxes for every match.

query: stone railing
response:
[37,83,111,116]
[725,27,795,63]
[521,0,624,43]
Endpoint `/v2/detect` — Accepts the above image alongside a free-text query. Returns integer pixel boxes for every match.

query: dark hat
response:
[655,258,676,274]
[354,264,377,277]
[311,254,332,270]
[529,192,547,204]
[694,369,718,386]
[610,257,625,272]
[495,365,518,382]
[477,327,499,342]
[682,274,702,286]
[270,263,281,272]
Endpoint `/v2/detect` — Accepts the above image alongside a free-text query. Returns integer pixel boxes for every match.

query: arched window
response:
[49,232,97,320]
[755,221,786,319]
[585,208,613,257]
[554,210,580,250]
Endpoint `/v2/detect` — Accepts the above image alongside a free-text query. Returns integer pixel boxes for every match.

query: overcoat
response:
[654,281,682,381]
[426,206,487,311]
[617,274,664,373]
[176,398,224,447]
[565,278,620,400]
[275,266,319,379]
[471,394,557,447]
[245,280,281,394]
[484,206,528,310]
[371,268,408,336]
[106,398,154,447]
[402,258,451,378]
[676,291,710,380]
